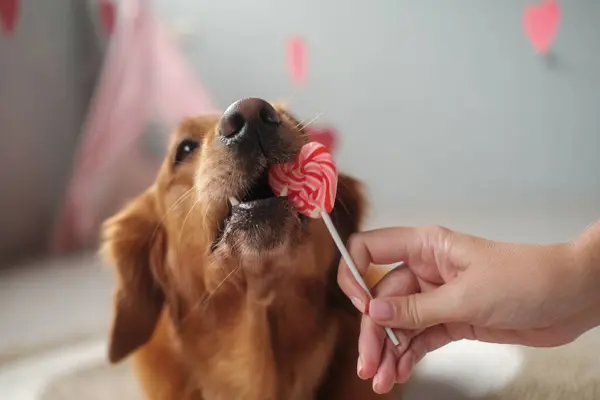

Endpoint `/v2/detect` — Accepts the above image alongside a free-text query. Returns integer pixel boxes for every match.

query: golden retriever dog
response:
[101,98,401,399]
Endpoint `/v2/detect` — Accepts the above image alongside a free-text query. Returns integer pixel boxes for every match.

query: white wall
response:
[3,1,597,259]
[152,0,600,229]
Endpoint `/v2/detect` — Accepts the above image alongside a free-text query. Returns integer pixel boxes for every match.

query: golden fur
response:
[101,101,401,399]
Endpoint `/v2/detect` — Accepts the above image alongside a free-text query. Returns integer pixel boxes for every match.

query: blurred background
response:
[1,0,600,399]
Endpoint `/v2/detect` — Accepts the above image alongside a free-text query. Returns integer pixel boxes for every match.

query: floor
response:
[0,252,113,359]
[1,208,599,399]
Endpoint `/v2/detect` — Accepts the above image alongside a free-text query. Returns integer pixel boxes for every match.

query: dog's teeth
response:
[228,196,240,206]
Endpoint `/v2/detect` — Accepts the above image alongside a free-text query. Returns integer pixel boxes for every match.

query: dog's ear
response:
[101,188,166,364]
[331,173,366,243]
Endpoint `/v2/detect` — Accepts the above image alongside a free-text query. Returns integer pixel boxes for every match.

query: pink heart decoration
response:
[523,0,560,54]
[0,0,19,36]
[287,35,307,87]
[307,127,338,154]
[98,0,116,35]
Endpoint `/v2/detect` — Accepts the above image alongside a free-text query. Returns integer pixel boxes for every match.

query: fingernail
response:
[357,356,364,378]
[368,299,393,320]
[373,375,381,392]
[350,296,365,313]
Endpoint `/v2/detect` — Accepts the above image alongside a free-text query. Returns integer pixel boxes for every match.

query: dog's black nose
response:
[219,98,280,139]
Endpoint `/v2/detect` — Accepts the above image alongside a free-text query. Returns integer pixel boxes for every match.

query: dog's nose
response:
[219,98,280,139]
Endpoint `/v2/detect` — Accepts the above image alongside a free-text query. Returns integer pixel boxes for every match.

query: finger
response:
[347,227,428,267]
[358,315,385,380]
[371,265,419,298]
[396,325,454,383]
[369,266,422,351]
[373,340,398,394]
[337,258,369,312]
[393,328,422,355]
[359,314,420,378]
[395,349,416,384]
[338,227,428,309]
[368,282,466,329]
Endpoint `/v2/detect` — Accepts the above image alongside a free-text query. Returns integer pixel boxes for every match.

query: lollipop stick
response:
[321,211,400,346]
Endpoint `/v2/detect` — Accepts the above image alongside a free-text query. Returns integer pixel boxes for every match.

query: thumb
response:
[367,285,465,329]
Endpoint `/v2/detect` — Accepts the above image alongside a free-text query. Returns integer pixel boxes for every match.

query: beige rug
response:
[34,328,600,400]
[487,331,600,400]
[40,361,141,400]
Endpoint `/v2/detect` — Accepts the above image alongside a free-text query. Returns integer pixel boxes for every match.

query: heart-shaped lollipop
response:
[269,142,400,346]
[269,141,336,218]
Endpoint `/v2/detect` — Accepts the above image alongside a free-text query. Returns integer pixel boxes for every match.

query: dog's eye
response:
[174,138,200,166]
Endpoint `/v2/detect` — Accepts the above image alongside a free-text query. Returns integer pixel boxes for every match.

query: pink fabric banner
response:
[51,0,216,253]
[51,0,339,254]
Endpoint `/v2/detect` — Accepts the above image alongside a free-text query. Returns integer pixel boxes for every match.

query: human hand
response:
[338,224,600,394]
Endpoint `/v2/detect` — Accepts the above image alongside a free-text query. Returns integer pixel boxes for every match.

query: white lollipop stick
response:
[269,141,399,346]
[321,211,400,347]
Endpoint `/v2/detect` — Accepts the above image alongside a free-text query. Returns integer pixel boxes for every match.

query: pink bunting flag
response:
[287,35,307,87]
[0,0,19,36]
[98,0,116,34]
[523,0,560,54]
[51,0,216,253]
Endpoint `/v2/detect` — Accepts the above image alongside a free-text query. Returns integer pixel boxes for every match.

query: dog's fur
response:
[101,101,400,399]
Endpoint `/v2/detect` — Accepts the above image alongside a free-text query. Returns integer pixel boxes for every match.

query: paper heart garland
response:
[0,0,19,36]
[523,0,560,54]
[98,0,116,34]
[287,35,307,87]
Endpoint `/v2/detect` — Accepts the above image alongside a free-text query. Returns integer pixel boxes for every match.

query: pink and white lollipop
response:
[269,142,400,346]
[269,142,336,218]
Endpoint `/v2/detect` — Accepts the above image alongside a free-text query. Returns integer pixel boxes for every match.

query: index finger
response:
[337,227,425,308]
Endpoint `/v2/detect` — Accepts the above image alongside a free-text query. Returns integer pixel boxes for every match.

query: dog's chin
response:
[213,197,307,256]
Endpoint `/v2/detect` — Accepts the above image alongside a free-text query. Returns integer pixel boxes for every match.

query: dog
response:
[101,98,401,399]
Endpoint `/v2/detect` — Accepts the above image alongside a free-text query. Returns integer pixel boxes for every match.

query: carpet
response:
[40,361,141,400]
[36,329,600,400]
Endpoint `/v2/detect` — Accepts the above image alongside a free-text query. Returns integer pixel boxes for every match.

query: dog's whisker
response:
[297,131,311,143]
[201,265,242,309]
[150,187,195,243]
[293,112,322,131]
[203,198,212,223]
[335,180,353,216]
[178,197,202,246]
[293,118,308,131]
[286,92,299,107]
[298,112,324,131]
[203,196,223,228]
